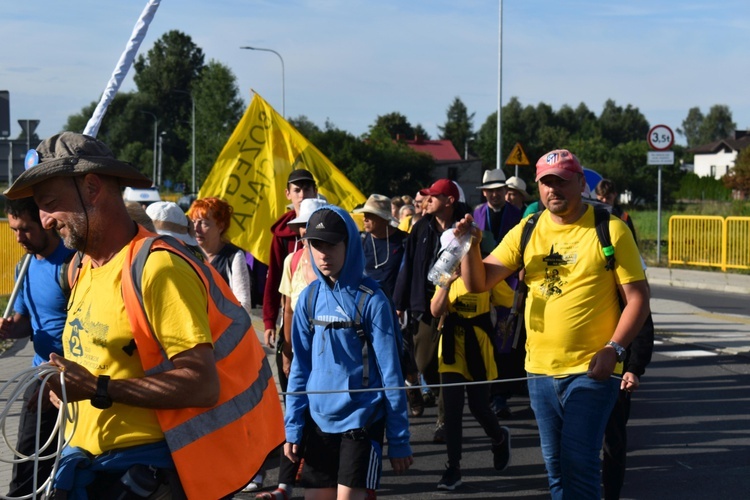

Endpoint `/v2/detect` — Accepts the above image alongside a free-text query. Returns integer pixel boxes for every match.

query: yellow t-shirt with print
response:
[435,278,513,380]
[64,245,211,455]
[491,206,645,376]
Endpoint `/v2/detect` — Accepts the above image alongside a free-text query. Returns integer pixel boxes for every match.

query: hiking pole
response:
[4,254,32,319]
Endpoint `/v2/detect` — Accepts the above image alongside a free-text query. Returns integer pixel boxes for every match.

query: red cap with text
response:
[535,149,583,181]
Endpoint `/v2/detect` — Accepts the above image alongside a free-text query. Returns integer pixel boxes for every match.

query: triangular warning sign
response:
[505,142,530,166]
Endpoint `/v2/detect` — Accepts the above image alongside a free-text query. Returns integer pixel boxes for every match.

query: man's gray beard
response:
[61,211,89,251]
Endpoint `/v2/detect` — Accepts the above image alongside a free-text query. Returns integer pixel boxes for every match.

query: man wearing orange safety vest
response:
[4,132,284,499]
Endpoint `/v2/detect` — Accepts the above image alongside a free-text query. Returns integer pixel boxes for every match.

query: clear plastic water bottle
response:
[428,229,473,288]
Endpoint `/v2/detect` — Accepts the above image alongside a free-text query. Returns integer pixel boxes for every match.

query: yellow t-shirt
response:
[398,215,413,233]
[64,245,211,455]
[491,206,645,376]
[435,279,513,380]
[278,249,313,311]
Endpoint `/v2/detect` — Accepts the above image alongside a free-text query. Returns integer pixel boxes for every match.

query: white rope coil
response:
[0,365,77,500]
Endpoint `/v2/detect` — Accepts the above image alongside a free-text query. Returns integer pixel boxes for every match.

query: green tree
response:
[288,115,322,139]
[700,105,735,144]
[413,123,431,140]
[677,106,704,148]
[598,99,650,145]
[63,31,247,189]
[371,112,414,140]
[304,121,433,197]
[678,105,736,149]
[438,97,475,157]
[189,60,245,188]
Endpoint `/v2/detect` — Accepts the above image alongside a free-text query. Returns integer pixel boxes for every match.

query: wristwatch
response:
[91,375,113,409]
[606,341,627,363]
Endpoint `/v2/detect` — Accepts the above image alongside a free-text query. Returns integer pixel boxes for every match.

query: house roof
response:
[689,131,750,154]
[404,138,462,161]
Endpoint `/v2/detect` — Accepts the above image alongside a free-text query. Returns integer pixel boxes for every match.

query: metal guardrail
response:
[669,215,750,271]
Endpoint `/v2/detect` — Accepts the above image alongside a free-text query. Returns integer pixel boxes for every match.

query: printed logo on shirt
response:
[539,268,566,298]
[453,296,478,314]
[542,245,567,266]
[316,305,352,325]
[68,318,85,357]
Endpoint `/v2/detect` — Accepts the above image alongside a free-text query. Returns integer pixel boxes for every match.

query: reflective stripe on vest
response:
[121,227,284,499]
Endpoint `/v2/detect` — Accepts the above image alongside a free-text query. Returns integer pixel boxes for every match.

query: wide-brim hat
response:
[505,176,530,199]
[4,132,152,199]
[477,168,507,190]
[352,194,397,224]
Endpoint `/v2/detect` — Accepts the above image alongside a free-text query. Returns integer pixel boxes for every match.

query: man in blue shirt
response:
[0,196,74,496]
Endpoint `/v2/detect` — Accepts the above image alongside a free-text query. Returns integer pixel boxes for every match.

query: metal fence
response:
[0,220,28,296]
[669,215,750,271]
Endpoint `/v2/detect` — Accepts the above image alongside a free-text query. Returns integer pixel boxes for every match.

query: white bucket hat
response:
[505,176,529,199]
[477,168,507,190]
[352,194,398,224]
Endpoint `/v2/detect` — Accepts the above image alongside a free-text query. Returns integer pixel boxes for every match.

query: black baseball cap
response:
[304,209,347,245]
[287,168,315,186]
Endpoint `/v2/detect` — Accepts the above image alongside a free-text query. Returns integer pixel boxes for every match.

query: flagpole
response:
[496,0,503,170]
[83,0,162,138]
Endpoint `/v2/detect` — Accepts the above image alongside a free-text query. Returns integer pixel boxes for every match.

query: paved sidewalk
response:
[1,266,748,491]
[647,266,750,294]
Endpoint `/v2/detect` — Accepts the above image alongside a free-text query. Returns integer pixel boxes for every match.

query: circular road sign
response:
[647,124,674,151]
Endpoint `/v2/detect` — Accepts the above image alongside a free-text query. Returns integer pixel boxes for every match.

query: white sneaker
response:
[242,472,265,492]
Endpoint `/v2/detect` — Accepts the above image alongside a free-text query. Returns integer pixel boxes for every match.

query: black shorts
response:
[300,416,386,491]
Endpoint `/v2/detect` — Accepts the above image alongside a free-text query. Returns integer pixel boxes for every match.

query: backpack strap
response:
[65,251,86,291]
[307,280,376,386]
[593,207,616,271]
[291,247,305,276]
[506,211,543,341]
[57,251,76,300]
[518,210,543,271]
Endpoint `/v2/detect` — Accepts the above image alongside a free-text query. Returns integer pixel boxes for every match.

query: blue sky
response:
[2,0,749,147]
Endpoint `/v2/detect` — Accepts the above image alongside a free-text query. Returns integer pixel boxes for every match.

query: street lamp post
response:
[240,46,285,117]
[172,89,196,194]
[139,110,158,182]
[158,131,166,188]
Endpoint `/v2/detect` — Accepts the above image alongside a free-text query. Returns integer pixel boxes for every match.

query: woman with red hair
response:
[188,197,252,314]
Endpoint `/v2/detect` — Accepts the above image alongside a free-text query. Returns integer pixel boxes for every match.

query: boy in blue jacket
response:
[284,206,413,499]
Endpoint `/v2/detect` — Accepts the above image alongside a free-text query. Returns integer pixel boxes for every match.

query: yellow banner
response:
[199,93,365,265]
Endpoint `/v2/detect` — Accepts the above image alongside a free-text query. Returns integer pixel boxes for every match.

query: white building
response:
[690,130,750,179]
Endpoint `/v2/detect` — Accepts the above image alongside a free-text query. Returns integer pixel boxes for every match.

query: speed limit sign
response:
[647,124,674,151]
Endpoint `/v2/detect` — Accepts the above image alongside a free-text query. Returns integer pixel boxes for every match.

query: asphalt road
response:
[651,285,749,317]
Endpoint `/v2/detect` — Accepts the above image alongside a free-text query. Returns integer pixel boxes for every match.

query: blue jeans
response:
[527,373,619,500]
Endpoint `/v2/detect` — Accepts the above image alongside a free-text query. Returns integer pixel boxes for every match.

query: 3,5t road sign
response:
[647,124,674,151]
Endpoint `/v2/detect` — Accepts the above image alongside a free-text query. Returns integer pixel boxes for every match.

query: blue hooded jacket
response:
[285,205,412,459]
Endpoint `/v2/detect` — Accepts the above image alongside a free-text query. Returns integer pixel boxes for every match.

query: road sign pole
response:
[657,165,662,264]
[647,124,673,266]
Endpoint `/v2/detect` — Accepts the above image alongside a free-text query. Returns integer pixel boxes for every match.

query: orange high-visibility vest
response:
[114,226,284,499]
